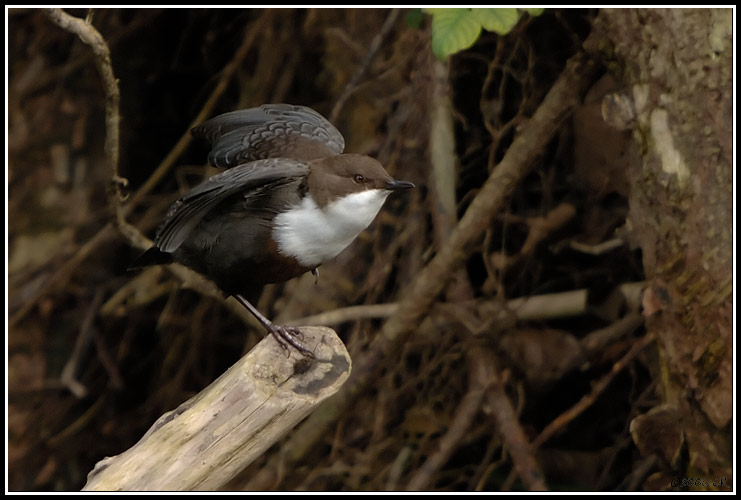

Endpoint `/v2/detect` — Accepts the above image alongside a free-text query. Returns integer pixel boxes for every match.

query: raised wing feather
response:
[191,104,345,167]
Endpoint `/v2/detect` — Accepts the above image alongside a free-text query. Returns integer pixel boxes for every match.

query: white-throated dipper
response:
[134,104,414,356]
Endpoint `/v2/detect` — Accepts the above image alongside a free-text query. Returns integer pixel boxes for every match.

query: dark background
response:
[8,8,658,491]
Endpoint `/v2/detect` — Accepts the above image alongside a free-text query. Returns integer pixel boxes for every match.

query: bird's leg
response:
[311,268,319,285]
[233,294,314,357]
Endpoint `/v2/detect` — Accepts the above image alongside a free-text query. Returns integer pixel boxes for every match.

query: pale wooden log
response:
[83,326,350,491]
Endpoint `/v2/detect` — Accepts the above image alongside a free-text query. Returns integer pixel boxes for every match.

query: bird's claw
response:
[269,324,315,358]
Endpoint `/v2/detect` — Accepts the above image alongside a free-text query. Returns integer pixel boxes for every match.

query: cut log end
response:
[83,325,350,492]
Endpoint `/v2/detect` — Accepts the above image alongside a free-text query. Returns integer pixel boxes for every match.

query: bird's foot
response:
[233,293,315,357]
[268,324,315,358]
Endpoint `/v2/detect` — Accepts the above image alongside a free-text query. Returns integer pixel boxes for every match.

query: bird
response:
[134,104,414,356]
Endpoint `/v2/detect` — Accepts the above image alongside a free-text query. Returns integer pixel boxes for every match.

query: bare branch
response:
[44,8,147,249]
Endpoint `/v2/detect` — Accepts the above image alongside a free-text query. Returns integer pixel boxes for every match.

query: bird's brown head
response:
[307,154,414,207]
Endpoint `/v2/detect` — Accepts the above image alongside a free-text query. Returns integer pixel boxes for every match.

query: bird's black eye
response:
[354,174,365,183]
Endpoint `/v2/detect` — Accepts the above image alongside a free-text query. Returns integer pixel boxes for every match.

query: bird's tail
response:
[128,247,174,271]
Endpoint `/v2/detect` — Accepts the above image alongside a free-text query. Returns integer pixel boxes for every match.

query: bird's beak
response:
[385,179,415,190]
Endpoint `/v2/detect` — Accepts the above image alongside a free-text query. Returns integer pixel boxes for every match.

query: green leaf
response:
[524,8,545,17]
[475,8,520,35]
[429,8,482,59]
[406,8,424,29]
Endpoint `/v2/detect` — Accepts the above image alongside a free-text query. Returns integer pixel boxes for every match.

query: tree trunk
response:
[587,8,732,490]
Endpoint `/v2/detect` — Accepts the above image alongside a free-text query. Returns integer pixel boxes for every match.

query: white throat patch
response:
[272,189,390,267]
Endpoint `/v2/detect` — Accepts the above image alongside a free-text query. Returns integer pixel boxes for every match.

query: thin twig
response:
[93,326,124,390]
[501,333,654,491]
[282,281,645,328]
[532,333,655,449]
[20,9,164,99]
[47,395,107,447]
[9,223,116,329]
[59,288,105,398]
[580,312,645,357]
[485,364,548,491]
[405,384,487,490]
[483,203,576,291]
[329,8,400,124]
[286,303,398,326]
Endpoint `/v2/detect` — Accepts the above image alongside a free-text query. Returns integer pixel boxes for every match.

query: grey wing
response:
[191,104,345,167]
[154,158,310,252]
